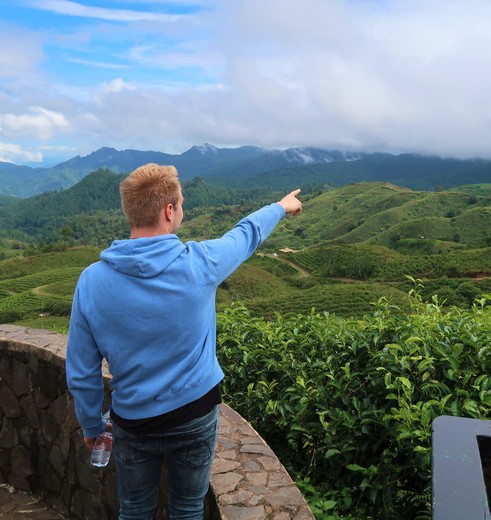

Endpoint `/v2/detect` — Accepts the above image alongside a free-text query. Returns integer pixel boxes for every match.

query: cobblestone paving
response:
[211,405,314,520]
[0,485,66,519]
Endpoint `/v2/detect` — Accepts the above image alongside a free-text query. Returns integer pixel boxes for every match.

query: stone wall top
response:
[212,404,314,519]
[0,324,110,377]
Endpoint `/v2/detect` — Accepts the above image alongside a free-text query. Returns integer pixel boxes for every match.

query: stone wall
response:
[0,326,136,518]
[0,325,314,520]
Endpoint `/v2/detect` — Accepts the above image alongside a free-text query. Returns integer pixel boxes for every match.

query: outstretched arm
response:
[197,189,304,285]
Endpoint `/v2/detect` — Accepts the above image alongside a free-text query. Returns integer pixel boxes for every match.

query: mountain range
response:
[3,144,491,198]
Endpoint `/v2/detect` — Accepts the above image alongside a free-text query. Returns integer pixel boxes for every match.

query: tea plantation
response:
[217,293,491,519]
[0,247,100,331]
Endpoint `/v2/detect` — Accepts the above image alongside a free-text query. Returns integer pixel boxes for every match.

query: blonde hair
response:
[120,163,181,228]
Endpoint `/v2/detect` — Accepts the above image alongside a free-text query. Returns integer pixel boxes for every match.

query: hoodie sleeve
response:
[66,279,106,438]
[198,202,285,285]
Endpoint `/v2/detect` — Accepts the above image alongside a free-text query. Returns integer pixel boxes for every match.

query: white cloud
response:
[202,0,491,157]
[0,143,43,164]
[69,58,128,70]
[99,78,136,94]
[4,0,491,161]
[93,78,136,105]
[31,0,187,23]
[1,107,71,140]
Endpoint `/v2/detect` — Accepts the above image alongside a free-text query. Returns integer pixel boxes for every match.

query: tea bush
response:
[216,284,491,519]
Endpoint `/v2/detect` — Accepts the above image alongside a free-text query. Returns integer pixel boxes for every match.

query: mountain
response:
[4,161,491,257]
[224,154,491,192]
[49,144,358,179]
[51,146,177,175]
[0,144,283,197]
[0,148,181,198]
[3,144,491,198]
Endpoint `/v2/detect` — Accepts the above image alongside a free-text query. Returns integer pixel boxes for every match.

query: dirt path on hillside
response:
[329,277,362,284]
[260,253,311,278]
[259,253,366,283]
[260,253,491,285]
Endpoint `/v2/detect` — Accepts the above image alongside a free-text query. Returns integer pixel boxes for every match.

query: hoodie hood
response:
[100,235,186,278]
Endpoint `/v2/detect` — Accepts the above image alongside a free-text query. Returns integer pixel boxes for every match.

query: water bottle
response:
[90,410,112,467]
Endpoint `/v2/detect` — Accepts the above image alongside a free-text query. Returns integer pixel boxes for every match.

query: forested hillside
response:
[253,154,491,191]
[4,168,491,252]
[250,181,491,253]
[2,172,491,325]
[0,169,273,246]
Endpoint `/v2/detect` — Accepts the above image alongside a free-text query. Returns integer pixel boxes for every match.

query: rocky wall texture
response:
[0,325,313,520]
[0,326,122,519]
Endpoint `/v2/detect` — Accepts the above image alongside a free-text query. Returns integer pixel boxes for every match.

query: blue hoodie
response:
[66,202,285,438]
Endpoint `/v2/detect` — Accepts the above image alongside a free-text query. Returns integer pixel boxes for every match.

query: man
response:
[66,163,303,519]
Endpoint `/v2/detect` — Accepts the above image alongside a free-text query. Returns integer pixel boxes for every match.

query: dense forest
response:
[0,169,276,247]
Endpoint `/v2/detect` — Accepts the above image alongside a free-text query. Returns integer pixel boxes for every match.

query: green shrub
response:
[45,300,72,316]
[0,310,23,324]
[217,288,491,519]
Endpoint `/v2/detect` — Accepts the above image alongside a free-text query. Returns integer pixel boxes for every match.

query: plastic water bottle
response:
[90,411,112,467]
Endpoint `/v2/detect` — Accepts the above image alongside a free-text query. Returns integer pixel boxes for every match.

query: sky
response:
[1,0,491,166]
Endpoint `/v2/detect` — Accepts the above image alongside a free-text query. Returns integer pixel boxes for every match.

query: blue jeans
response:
[112,405,219,520]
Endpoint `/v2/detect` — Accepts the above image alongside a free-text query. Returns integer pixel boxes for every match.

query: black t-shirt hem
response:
[110,384,221,434]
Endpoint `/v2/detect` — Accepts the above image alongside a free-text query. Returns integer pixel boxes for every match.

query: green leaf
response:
[347,463,366,473]
[398,376,412,390]
[325,448,341,459]
[405,336,423,344]
[463,399,480,416]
